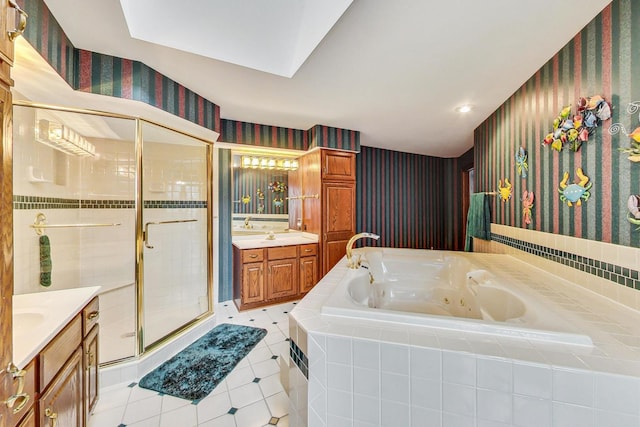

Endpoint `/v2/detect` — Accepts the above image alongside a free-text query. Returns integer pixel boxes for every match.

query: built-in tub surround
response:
[289,248,640,427]
[322,248,592,346]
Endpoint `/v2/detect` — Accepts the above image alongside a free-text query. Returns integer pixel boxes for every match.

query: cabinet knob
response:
[45,407,58,427]
[87,311,99,320]
[304,248,312,252]
[249,254,258,259]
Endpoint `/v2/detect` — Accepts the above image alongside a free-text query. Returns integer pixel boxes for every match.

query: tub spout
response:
[346,232,380,269]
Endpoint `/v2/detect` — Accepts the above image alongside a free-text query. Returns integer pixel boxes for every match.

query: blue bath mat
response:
[138,323,267,402]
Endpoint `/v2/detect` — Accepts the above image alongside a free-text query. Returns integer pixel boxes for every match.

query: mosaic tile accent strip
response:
[13,196,207,210]
[289,339,308,379]
[13,196,79,209]
[491,233,640,291]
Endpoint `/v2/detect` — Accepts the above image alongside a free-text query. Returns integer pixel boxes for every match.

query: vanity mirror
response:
[231,151,299,236]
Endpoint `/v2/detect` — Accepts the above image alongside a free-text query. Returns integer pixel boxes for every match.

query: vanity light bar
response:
[241,155,298,170]
[37,119,96,157]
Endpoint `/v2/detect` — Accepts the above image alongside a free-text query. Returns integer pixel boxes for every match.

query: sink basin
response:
[13,310,45,330]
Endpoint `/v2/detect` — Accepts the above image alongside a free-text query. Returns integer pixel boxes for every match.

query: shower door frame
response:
[13,100,215,363]
[135,117,214,355]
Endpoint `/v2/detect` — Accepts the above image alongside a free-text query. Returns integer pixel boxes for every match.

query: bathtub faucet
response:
[346,232,380,269]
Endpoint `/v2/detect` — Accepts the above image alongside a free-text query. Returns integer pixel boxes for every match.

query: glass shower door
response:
[140,120,211,349]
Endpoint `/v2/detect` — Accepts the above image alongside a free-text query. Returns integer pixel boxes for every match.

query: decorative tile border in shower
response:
[289,339,308,379]
[13,195,207,209]
[491,232,640,291]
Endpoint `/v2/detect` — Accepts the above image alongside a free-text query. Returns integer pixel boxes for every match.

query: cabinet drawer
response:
[82,297,100,337]
[268,246,297,260]
[6,359,36,427]
[40,314,82,391]
[299,244,318,257]
[242,249,264,263]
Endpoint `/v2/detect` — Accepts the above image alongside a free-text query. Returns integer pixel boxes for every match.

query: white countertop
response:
[13,286,101,368]
[232,232,318,250]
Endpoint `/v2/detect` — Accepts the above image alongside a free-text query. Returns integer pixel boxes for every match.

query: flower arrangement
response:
[268,181,287,193]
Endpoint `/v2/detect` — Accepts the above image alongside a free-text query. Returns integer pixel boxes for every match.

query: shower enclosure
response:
[12,101,213,364]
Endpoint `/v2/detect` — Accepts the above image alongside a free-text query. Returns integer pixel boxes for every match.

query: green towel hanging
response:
[464,193,492,252]
[40,235,52,287]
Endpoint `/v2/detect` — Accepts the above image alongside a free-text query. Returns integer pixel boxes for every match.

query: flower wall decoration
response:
[268,181,287,193]
[542,96,611,152]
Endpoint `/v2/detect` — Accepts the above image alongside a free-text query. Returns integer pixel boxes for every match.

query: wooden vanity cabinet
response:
[39,349,83,427]
[266,246,298,300]
[299,244,318,295]
[234,243,318,310]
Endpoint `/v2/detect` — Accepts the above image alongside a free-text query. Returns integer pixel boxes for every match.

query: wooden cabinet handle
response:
[7,0,28,42]
[87,311,99,320]
[45,407,58,427]
[249,254,258,259]
[86,350,95,367]
[304,248,312,252]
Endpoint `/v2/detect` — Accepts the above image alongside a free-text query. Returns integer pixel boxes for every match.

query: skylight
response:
[119,0,353,78]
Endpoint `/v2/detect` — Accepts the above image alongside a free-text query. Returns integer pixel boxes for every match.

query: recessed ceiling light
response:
[456,105,473,113]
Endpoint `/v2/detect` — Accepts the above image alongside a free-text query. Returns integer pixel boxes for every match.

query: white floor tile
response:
[234,399,272,427]
[229,382,264,408]
[160,403,198,427]
[128,415,161,427]
[122,395,163,425]
[266,391,290,418]
[88,404,126,427]
[197,390,233,423]
[199,413,237,427]
[252,359,281,378]
[161,394,192,413]
[226,365,257,390]
[95,300,294,427]
[259,373,285,398]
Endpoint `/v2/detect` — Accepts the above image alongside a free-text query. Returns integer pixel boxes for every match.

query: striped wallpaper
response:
[232,169,289,215]
[308,125,360,152]
[19,0,221,132]
[220,119,308,150]
[356,146,467,251]
[475,0,640,248]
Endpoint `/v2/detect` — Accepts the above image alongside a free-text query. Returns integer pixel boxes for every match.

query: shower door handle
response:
[144,219,197,249]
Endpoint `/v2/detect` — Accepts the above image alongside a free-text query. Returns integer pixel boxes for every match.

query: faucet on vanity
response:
[346,232,380,269]
[243,216,253,229]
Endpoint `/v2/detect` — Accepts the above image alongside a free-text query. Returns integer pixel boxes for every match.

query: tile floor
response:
[88,301,297,427]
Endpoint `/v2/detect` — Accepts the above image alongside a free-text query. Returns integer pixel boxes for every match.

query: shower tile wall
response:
[12,107,209,362]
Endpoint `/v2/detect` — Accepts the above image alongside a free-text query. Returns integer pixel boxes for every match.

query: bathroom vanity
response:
[9,287,100,427]
[233,234,319,310]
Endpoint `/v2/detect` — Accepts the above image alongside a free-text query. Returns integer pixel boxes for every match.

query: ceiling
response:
[19,0,612,157]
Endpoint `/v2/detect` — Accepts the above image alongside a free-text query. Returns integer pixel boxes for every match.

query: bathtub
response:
[321,248,593,346]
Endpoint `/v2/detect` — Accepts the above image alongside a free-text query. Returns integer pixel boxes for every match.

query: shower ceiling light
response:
[37,119,96,157]
[241,155,299,171]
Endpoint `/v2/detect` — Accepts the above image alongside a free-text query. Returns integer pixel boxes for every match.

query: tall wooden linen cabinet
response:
[288,149,356,277]
[1,0,22,425]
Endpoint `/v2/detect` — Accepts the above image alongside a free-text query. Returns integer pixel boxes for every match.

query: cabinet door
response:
[266,259,298,300]
[40,348,83,427]
[323,182,356,275]
[299,256,318,294]
[242,262,265,304]
[83,325,99,423]
[321,150,355,181]
[15,408,35,427]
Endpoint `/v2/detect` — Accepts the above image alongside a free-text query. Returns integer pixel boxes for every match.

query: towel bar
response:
[30,213,121,236]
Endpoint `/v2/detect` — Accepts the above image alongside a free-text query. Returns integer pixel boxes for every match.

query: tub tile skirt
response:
[290,339,309,379]
[491,233,640,291]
